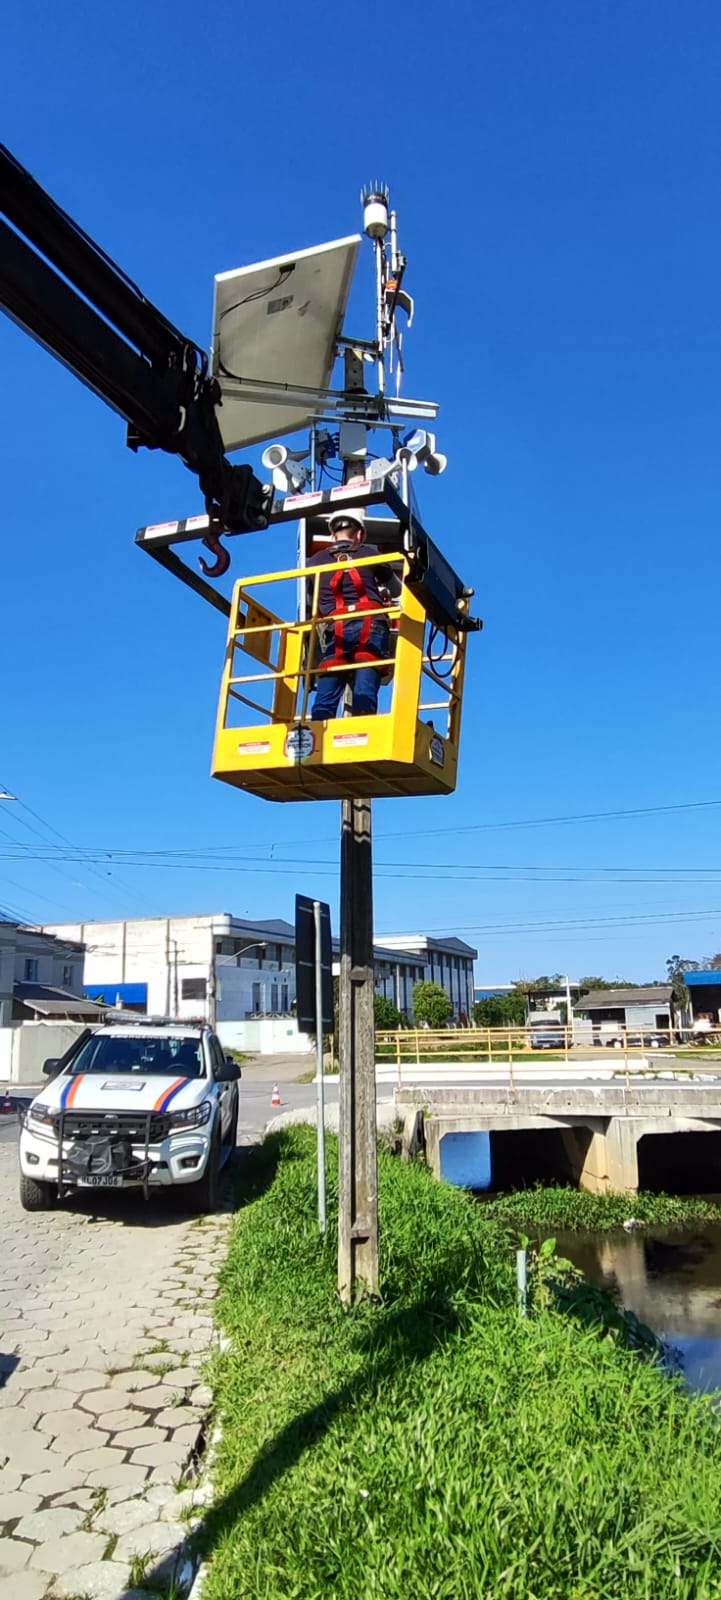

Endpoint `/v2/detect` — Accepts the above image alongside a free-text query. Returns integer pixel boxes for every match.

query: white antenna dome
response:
[361,183,390,239]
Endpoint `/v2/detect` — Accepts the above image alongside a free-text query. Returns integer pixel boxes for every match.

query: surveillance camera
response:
[401,429,447,476]
[261,443,289,471]
[260,442,310,495]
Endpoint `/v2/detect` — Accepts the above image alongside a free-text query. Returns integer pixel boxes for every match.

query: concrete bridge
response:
[396,1078,721,1192]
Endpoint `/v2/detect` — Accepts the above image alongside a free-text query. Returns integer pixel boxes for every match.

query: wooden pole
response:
[338,795,379,1301]
[337,344,379,1303]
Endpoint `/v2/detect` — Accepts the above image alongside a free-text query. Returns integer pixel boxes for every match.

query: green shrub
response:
[412,979,453,1028]
[374,993,403,1030]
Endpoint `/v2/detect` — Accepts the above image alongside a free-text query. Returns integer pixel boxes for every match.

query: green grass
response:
[483,1184,721,1234]
[200,1129,721,1600]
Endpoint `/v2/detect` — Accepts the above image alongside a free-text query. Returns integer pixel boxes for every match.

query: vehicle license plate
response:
[77,1175,124,1188]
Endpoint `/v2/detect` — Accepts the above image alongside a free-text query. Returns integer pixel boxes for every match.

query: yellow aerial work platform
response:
[211,551,470,802]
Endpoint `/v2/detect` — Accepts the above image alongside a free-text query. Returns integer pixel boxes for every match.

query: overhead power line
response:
[378,907,721,938]
[4,843,721,889]
[0,779,162,915]
[275,795,721,849]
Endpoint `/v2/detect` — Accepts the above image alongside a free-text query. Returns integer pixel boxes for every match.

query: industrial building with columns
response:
[41,914,477,1054]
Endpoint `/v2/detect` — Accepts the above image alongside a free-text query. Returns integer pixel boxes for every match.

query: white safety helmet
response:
[327,507,366,536]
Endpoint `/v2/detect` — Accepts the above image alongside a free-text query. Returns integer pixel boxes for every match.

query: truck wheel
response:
[188,1130,220,1214]
[19,1173,57,1212]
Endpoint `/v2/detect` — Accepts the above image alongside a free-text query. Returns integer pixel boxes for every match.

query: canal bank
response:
[197,1128,721,1600]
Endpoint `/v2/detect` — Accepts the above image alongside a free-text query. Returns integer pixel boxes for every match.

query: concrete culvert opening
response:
[489,1126,593,1191]
[638,1130,721,1194]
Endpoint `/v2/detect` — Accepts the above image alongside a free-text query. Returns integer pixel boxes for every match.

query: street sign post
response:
[295,893,333,1235]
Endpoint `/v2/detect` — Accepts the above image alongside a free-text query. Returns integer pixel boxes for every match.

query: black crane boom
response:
[0,144,272,534]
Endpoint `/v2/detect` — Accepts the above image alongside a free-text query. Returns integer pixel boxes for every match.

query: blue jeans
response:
[311,617,388,719]
[311,663,382,719]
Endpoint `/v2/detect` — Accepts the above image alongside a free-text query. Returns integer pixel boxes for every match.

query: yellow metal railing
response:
[374,1026,721,1092]
[217,553,463,738]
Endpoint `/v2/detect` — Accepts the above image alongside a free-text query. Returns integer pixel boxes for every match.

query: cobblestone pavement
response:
[0,1124,233,1600]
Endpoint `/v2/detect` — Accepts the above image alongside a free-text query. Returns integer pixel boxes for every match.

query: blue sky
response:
[3,0,721,984]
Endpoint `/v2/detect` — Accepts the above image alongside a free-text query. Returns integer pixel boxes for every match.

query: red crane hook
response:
[198,534,230,578]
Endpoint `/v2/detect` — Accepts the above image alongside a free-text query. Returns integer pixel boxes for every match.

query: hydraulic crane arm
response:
[0,144,272,534]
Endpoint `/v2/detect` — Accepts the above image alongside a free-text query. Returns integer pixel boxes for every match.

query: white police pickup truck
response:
[19,1019,240,1214]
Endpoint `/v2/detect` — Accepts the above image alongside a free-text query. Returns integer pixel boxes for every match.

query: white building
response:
[40,913,478,1048]
[41,914,299,1050]
[377,933,477,1020]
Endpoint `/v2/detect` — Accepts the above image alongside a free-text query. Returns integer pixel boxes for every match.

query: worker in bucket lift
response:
[306,508,397,718]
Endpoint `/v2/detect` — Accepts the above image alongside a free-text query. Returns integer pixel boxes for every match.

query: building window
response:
[281,984,289,1012]
[271,983,279,1012]
[181,978,206,1001]
[24,958,38,982]
[62,965,73,987]
[252,981,262,1013]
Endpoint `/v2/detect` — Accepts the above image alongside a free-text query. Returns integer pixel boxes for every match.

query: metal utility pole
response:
[337,342,379,1303]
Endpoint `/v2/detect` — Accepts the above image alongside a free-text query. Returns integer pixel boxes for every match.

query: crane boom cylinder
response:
[0,141,272,535]
[0,217,179,438]
[0,144,192,372]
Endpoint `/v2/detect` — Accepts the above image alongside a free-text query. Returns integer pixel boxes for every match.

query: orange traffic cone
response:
[271,1084,281,1108]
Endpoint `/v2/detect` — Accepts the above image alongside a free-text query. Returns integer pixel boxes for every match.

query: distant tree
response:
[577,976,636,992]
[667,955,699,978]
[473,992,527,1028]
[413,980,453,1029]
[374,993,402,1030]
[511,975,564,994]
[665,956,692,1016]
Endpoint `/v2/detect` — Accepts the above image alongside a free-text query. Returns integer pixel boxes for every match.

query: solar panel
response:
[210,235,361,451]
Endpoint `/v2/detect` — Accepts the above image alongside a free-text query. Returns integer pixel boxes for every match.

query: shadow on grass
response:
[197,1292,458,1555]
[183,1133,466,1577]
[130,1132,466,1595]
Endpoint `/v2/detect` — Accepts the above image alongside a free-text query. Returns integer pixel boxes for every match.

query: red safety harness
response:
[328,560,381,665]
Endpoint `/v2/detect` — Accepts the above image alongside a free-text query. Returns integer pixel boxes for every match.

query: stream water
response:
[441,1134,721,1391]
[552,1221,721,1393]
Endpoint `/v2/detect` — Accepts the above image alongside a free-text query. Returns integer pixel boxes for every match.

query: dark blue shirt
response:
[306,542,393,615]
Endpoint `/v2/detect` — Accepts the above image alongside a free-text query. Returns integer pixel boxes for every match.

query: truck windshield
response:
[66,1035,204,1079]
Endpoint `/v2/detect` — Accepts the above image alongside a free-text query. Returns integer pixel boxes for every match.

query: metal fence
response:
[374,1025,721,1090]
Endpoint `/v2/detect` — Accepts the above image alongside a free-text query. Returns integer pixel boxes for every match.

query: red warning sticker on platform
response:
[237,740,272,756]
[332,732,369,748]
[283,492,323,510]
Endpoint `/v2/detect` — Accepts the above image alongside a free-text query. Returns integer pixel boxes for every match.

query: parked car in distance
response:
[19,1018,240,1214]
[528,1027,567,1051]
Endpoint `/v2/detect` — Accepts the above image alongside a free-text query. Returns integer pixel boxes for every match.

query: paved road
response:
[239,1078,330,1141]
[0,1116,233,1600]
[0,1073,332,1600]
